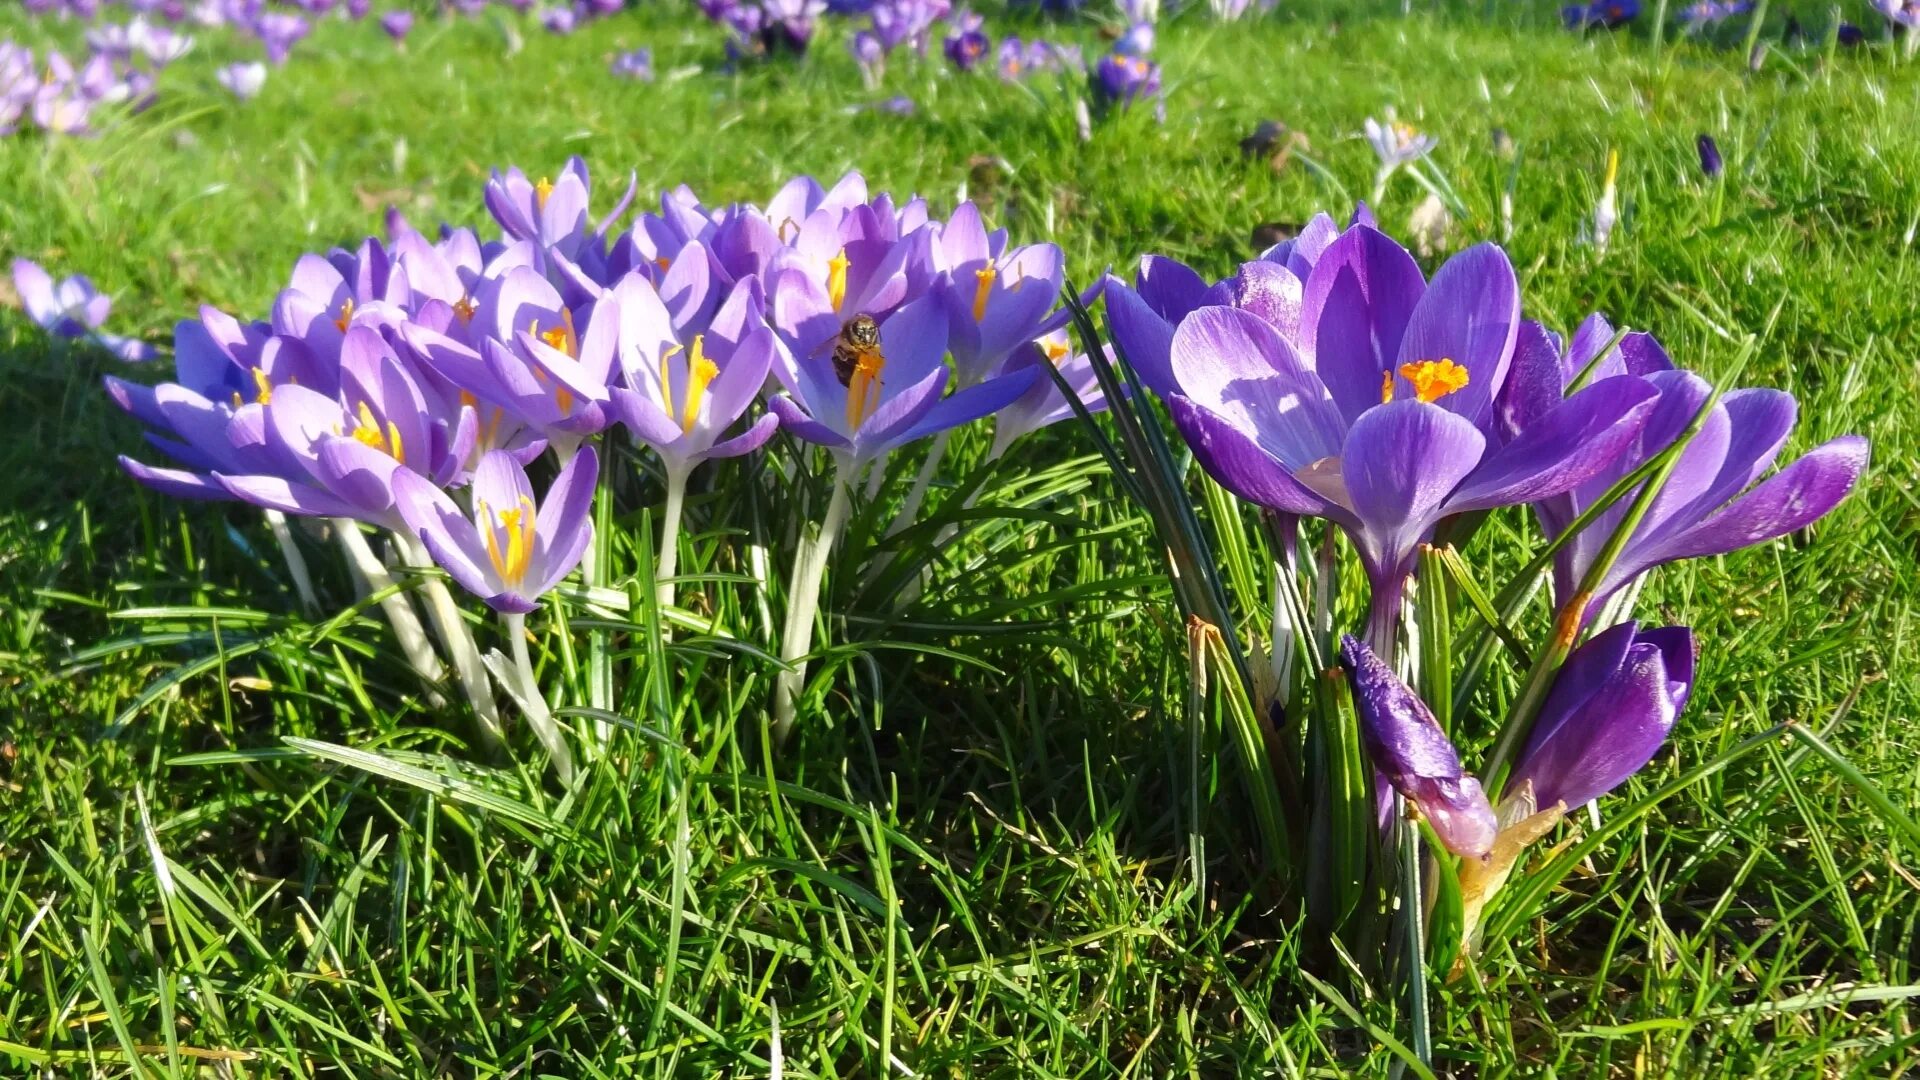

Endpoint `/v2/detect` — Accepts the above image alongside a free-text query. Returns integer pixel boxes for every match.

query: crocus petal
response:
[393,468,526,611]
[1166,395,1333,516]
[1339,634,1497,859]
[1392,243,1519,430]
[1448,376,1658,512]
[1341,401,1486,577]
[527,445,597,596]
[769,394,852,449]
[1639,436,1869,569]
[610,386,687,451]
[1103,277,1178,395]
[215,472,362,520]
[119,456,233,502]
[705,412,780,459]
[1134,254,1208,321]
[1301,225,1426,425]
[896,364,1040,445]
[1168,305,1345,471]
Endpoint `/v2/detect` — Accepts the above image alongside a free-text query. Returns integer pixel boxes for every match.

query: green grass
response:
[3,3,1918,1075]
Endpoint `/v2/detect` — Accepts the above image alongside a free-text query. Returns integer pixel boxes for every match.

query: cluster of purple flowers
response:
[84,162,1108,736]
[1107,208,1865,877]
[0,29,179,137]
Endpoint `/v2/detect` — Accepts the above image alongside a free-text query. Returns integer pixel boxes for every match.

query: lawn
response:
[2,1,1918,1075]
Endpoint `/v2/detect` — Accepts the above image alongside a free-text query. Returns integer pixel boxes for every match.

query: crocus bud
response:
[1696,134,1723,178]
[1506,623,1694,813]
[1339,635,1498,858]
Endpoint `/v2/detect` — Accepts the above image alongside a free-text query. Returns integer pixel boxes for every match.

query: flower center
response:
[533,309,578,358]
[452,295,477,324]
[1384,359,1470,405]
[827,248,851,314]
[481,496,538,587]
[349,401,405,464]
[1042,335,1071,364]
[678,335,720,434]
[333,298,355,333]
[972,266,996,323]
[534,176,554,210]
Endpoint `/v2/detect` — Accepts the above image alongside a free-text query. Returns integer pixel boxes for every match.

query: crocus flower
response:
[11,259,156,360]
[252,11,310,63]
[394,446,599,614]
[768,293,1036,464]
[1339,635,1497,858]
[217,60,266,99]
[138,24,193,65]
[609,273,779,473]
[1562,0,1639,27]
[935,202,1068,386]
[1364,111,1434,202]
[1872,0,1920,25]
[541,5,578,33]
[1163,232,1660,632]
[943,11,989,71]
[1091,51,1159,109]
[1587,149,1619,254]
[1502,314,1869,620]
[610,46,654,80]
[761,0,827,53]
[988,332,1116,459]
[1696,134,1723,178]
[379,9,414,40]
[1113,20,1153,56]
[851,29,884,82]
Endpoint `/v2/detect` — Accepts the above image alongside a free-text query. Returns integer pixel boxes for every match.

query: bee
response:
[830,313,883,387]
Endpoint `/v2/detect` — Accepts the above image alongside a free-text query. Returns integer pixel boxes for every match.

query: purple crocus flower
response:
[11,259,155,360]
[1872,0,1920,25]
[1339,635,1498,858]
[609,273,779,474]
[1696,134,1723,178]
[217,60,267,100]
[541,5,578,33]
[610,46,654,80]
[1163,232,1661,634]
[394,446,599,614]
[761,0,826,53]
[1562,0,1639,27]
[346,0,371,17]
[767,293,1037,464]
[988,332,1117,459]
[484,156,635,274]
[1092,51,1159,109]
[851,29,885,82]
[1503,314,1868,620]
[943,10,989,71]
[138,23,193,65]
[379,9,414,40]
[1113,21,1153,56]
[936,202,1068,385]
[1507,621,1694,813]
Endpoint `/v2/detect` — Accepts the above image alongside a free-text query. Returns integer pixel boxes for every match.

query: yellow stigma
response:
[534,309,577,357]
[1602,147,1619,190]
[655,256,672,272]
[452,295,477,324]
[333,298,355,333]
[350,401,405,464]
[679,336,719,433]
[481,495,538,586]
[844,350,885,430]
[826,248,851,314]
[1396,359,1471,404]
[777,216,799,243]
[972,266,996,324]
[535,177,554,210]
[250,366,274,405]
[1043,336,1071,364]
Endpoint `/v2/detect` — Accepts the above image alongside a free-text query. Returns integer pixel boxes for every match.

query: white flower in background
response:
[1364,108,1437,203]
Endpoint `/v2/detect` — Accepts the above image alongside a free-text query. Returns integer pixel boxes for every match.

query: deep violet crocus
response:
[1339,634,1498,858]
[394,445,599,614]
[1502,314,1868,621]
[11,258,156,360]
[1696,134,1723,178]
[1091,51,1159,109]
[1162,231,1661,645]
[943,11,988,71]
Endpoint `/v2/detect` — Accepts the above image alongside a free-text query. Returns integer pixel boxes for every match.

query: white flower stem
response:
[501,610,576,781]
[655,462,692,611]
[884,430,950,539]
[332,519,445,690]
[772,466,856,745]
[263,509,317,613]
[394,533,503,746]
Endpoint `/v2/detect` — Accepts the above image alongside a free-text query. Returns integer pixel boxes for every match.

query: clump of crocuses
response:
[1094,206,1865,1050]
[105,162,1083,773]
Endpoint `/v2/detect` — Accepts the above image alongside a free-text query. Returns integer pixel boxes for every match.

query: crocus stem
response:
[773,466,856,745]
[1397,804,1433,1066]
[501,610,576,781]
[1371,167,1391,208]
[885,430,951,538]
[333,519,446,691]
[1365,573,1407,669]
[656,462,692,610]
[263,509,317,613]
[395,533,502,746]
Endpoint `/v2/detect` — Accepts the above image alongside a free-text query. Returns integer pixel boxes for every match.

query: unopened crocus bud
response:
[1696,133,1723,178]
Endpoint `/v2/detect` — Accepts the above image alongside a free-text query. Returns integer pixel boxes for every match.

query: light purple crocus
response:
[1506,621,1694,812]
[988,332,1116,459]
[1340,635,1498,858]
[609,272,779,473]
[768,293,1037,464]
[936,202,1068,386]
[395,446,599,614]
[217,60,266,99]
[610,46,654,80]
[484,157,635,274]
[1503,314,1869,619]
[1163,231,1661,640]
[11,259,156,360]
[379,9,414,40]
